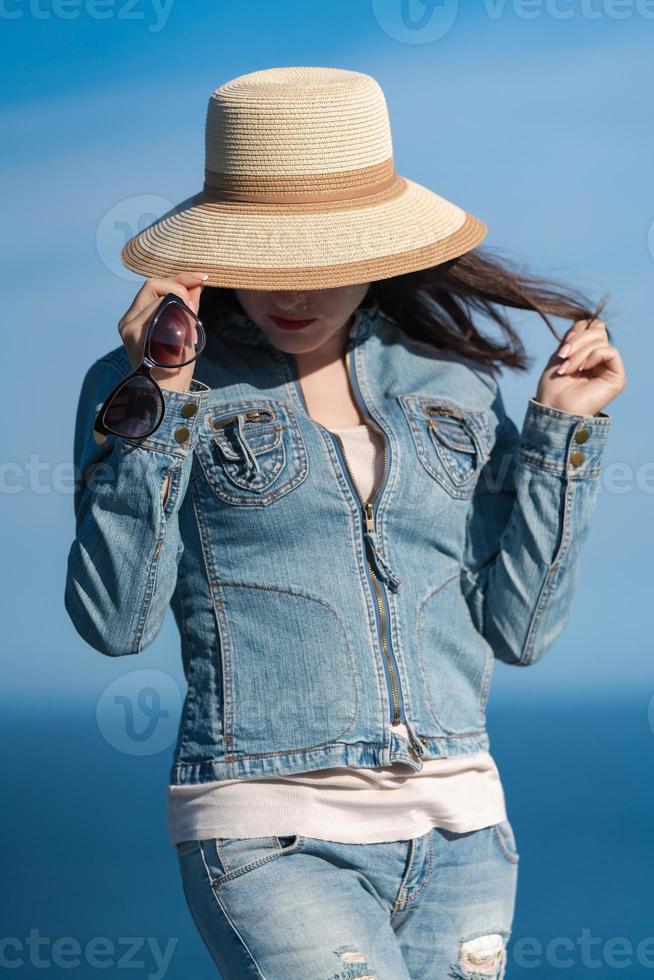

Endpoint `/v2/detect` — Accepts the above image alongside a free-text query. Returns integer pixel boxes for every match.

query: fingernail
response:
[192,273,209,280]
[556,363,567,375]
[560,344,571,357]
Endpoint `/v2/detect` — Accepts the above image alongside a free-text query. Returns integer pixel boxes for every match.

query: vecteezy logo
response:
[371,0,459,42]
[95,194,173,281]
[96,669,183,756]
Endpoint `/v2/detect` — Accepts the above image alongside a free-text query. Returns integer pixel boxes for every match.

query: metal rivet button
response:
[570,450,586,467]
[181,401,198,419]
[174,426,191,443]
[574,428,589,444]
[419,736,428,745]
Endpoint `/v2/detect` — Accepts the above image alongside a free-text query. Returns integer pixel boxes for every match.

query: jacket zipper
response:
[283,345,425,762]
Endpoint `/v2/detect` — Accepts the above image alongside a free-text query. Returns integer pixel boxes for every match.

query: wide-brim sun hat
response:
[121,66,488,290]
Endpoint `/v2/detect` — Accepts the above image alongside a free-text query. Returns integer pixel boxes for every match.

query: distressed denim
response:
[65,300,612,784]
[175,819,519,978]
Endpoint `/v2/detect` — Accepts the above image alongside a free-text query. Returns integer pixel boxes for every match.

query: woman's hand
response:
[118,271,208,392]
[534,317,627,416]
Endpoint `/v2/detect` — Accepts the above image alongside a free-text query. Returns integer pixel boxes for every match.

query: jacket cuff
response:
[517,397,611,479]
[123,378,211,458]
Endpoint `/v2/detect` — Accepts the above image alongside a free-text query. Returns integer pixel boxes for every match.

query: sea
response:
[2,690,652,978]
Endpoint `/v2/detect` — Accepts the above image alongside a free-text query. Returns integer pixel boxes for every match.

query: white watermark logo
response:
[512,929,654,970]
[371,0,459,42]
[96,194,173,281]
[0,930,178,978]
[96,669,183,756]
[372,0,654,43]
[484,0,654,19]
[3,454,654,496]
[0,0,175,31]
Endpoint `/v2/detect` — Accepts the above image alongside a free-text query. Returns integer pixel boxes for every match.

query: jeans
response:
[175,819,519,978]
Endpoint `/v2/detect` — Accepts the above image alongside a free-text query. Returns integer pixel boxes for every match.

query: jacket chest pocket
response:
[397,394,492,499]
[196,399,308,506]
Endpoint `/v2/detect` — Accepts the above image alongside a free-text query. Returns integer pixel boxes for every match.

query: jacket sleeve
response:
[64,355,211,657]
[460,383,612,667]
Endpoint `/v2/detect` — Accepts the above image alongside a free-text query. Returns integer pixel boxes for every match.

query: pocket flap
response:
[212,419,283,462]
[429,415,478,455]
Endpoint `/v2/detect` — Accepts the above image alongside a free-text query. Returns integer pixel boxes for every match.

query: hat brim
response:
[121,177,487,290]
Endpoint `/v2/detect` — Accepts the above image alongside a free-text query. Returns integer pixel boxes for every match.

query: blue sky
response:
[3,0,652,710]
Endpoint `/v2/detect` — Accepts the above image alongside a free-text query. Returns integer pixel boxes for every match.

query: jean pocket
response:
[491,818,520,864]
[195,399,308,507]
[397,394,492,500]
[204,834,304,888]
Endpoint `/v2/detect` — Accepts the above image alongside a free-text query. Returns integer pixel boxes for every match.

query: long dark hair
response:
[198,246,608,376]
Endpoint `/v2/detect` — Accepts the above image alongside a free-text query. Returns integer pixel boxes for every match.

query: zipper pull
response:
[427,404,465,421]
[406,726,425,761]
[363,503,401,592]
[231,414,260,475]
[366,540,401,592]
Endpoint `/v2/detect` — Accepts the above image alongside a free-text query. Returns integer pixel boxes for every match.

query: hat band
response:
[202,157,399,204]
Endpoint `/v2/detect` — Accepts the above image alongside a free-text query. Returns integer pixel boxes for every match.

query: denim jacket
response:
[65,301,612,784]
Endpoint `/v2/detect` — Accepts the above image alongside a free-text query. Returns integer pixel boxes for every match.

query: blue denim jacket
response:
[65,301,612,784]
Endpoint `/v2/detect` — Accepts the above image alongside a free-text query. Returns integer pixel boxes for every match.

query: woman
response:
[65,67,625,978]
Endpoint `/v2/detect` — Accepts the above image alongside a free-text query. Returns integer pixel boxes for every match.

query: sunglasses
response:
[93,293,206,442]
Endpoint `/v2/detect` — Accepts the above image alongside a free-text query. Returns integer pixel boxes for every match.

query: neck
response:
[291,312,354,378]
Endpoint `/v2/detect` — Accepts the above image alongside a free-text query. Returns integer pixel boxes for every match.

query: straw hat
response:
[121,66,487,290]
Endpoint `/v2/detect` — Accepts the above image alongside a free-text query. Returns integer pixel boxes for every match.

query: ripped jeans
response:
[175,820,519,979]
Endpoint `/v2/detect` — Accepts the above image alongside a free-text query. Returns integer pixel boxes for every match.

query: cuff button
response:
[574,427,589,444]
[570,450,586,467]
[181,401,199,419]
[174,426,191,443]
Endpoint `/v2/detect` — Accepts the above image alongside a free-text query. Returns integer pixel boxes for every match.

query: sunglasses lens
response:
[149,302,202,366]
[104,375,163,438]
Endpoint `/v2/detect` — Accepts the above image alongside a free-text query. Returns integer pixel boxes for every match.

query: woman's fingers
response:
[577,344,626,383]
[556,317,608,372]
[117,272,208,372]
[140,272,208,310]
[121,272,208,327]
[559,317,607,352]
[118,296,159,338]
[557,336,607,374]
[537,316,625,414]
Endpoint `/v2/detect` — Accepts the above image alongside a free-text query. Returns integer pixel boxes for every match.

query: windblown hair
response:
[198,247,608,375]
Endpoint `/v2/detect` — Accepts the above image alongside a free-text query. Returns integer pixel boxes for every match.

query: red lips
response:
[268,315,317,331]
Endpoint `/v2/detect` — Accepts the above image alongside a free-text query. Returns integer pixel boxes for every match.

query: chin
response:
[269,327,331,351]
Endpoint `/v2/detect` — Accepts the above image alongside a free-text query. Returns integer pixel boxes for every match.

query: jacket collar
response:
[209,298,381,350]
